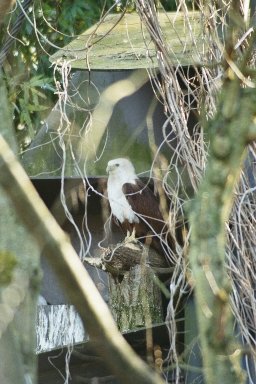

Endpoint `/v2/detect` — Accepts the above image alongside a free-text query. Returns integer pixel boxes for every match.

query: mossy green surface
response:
[50,11,204,70]
[0,251,17,285]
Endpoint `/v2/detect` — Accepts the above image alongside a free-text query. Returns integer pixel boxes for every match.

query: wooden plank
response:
[50,11,204,70]
[36,305,88,353]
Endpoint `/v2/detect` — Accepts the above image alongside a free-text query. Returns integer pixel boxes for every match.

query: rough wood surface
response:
[86,241,171,276]
[50,12,203,70]
[108,263,163,333]
[85,241,170,332]
[36,305,87,353]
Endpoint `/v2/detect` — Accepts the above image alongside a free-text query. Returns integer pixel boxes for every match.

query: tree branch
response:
[87,242,169,276]
[0,134,165,384]
[189,81,256,384]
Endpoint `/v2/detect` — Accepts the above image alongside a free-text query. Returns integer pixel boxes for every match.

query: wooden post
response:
[109,263,163,333]
[86,242,171,333]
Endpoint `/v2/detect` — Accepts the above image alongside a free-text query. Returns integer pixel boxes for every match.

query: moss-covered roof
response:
[50,11,204,70]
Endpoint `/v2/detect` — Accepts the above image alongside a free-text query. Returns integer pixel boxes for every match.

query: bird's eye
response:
[115,163,119,167]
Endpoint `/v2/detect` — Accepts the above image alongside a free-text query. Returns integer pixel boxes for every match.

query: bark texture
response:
[87,242,170,332]
[109,263,163,333]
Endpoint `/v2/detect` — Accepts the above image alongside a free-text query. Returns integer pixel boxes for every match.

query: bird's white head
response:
[106,158,137,184]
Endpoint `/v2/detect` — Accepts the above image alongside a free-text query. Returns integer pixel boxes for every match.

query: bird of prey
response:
[106,158,174,256]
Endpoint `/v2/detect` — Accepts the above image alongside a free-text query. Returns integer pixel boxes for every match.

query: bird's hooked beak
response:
[106,160,121,174]
[106,164,114,174]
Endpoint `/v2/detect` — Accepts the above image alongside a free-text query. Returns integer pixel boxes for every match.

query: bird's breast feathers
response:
[107,178,139,224]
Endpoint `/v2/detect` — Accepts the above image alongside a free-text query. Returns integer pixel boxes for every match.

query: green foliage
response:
[7,72,54,151]
[160,0,177,11]
[1,0,113,152]
[115,1,178,12]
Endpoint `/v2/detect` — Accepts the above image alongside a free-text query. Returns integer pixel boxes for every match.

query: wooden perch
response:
[84,241,171,277]
[85,241,171,333]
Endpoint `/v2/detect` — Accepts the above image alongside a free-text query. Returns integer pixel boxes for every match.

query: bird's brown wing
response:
[122,179,176,256]
[122,179,166,236]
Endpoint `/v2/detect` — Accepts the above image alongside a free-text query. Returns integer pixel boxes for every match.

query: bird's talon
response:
[124,227,137,244]
[124,230,130,242]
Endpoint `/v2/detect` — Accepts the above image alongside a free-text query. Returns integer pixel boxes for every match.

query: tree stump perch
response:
[85,241,170,332]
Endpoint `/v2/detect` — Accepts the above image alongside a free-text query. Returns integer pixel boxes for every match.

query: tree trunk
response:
[86,242,170,333]
[109,262,163,333]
